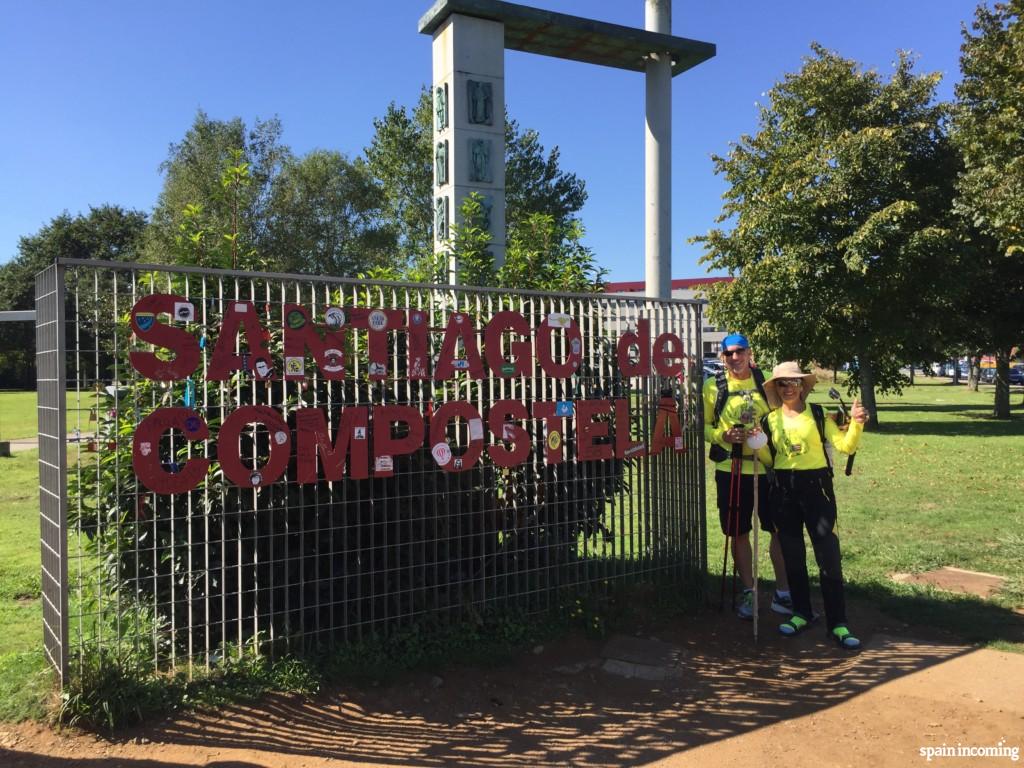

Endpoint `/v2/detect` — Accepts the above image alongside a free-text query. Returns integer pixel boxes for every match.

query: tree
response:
[953,0,1024,418]
[145,110,289,268]
[693,46,959,428]
[364,89,590,279]
[263,150,395,276]
[0,206,147,388]
[364,90,434,270]
[446,193,606,293]
[148,111,400,278]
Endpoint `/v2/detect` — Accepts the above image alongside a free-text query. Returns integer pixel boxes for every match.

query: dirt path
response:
[1,608,1022,767]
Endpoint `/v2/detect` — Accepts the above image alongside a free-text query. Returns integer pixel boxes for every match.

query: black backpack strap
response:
[751,366,769,403]
[810,403,833,477]
[760,414,776,461]
[712,370,728,426]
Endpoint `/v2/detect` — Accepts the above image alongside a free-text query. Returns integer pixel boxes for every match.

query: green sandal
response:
[831,625,861,650]
[778,614,812,636]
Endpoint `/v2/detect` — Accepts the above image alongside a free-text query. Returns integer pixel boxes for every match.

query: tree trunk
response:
[994,349,1011,419]
[858,354,879,431]
[968,354,980,392]
[951,358,961,385]
[908,365,915,385]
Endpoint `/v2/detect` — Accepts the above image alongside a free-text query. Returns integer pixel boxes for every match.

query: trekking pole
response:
[746,430,769,644]
[828,387,857,476]
[720,451,740,611]
[729,443,743,611]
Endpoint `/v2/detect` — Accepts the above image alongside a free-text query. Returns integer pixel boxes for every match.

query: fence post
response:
[35,262,68,685]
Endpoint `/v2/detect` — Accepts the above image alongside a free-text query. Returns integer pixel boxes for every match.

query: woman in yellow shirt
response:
[759,361,867,649]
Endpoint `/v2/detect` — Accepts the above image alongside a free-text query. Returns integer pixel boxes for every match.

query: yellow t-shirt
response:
[762,407,863,471]
[702,371,772,475]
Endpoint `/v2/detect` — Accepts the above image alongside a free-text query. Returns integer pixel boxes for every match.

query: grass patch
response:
[0,389,97,442]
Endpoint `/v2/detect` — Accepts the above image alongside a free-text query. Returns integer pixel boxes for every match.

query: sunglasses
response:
[722,348,748,358]
[776,378,803,388]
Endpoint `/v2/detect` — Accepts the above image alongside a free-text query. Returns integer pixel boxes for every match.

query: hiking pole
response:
[729,442,743,611]
[747,429,769,644]
[720,450,740,611]
[828,387,857,476]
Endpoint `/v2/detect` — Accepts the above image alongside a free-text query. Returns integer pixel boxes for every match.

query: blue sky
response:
[0,0,975,282]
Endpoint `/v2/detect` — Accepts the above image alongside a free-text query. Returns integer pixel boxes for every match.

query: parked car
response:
[703,359,725,380]
[980,368,997,383]
[1009,365,1024,385]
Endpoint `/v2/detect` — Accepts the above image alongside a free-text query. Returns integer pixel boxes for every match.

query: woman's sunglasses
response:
[776,378,803,388]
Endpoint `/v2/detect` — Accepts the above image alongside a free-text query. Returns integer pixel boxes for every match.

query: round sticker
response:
[324,307,345,328]
[501,362,517,376]
[454,314,464,324]
[254,360,271,378]
[368,310,388,331]
[274,431,288,446]
[570,338,582,355]
[547,431,562,451]
[431,442,452,466]
[287,309,306,330]
[184,416,201,433]
[411,313,424,325]
[250,471,263,487]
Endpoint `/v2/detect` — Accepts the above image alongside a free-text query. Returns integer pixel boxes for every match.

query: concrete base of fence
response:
[0,441,10,457]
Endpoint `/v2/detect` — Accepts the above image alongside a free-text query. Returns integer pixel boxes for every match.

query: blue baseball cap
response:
[721,333,750,350]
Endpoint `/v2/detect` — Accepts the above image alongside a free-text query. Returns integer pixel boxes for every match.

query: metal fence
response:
[37,259,706,683]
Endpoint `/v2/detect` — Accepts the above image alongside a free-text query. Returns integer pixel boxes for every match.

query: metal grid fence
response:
[37,259,706,683]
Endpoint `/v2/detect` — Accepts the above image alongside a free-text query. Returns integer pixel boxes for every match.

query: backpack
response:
[760,403,832,477]
[708,367,768,463]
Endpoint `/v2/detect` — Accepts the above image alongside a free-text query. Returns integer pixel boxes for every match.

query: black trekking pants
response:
[772,469,847,631]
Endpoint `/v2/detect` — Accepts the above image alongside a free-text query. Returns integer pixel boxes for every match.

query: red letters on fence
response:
[125,294,691,493]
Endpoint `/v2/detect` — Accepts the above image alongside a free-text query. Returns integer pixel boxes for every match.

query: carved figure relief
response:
[480,194,493,232]
[469,139,492,183]
[435,140,448,186]
[435,83,448,130]
[467,80,493,125]
[435,196,449,241]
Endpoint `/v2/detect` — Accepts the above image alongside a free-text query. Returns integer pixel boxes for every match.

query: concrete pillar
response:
[645,0,672,300]
[431,13,506,285]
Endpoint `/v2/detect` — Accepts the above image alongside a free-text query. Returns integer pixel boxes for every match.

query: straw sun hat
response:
[762,361,817,409]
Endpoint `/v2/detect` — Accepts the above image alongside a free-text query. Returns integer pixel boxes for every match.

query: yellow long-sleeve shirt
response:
[761,407,863,471]
[702,371,772,475]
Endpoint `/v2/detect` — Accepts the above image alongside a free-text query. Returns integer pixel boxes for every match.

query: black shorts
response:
[715,469,775,536]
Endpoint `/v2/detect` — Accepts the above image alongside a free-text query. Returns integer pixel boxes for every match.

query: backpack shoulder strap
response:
[712,370,729,426]
[760,413,776,461]
[810,403,833,476]
[751,366,769,403]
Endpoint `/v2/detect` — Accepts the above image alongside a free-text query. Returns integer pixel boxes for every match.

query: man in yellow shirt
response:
[702,334,790,620]
[758,361,866,649]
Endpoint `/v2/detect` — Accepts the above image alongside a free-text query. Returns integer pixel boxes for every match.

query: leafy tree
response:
[364,90,434,270]
[447,194,606,293]
[693,45,959,427]
[264,150,395,276]
[953,0,1024,418]
[0,206,147,388]
[145,110,288,268]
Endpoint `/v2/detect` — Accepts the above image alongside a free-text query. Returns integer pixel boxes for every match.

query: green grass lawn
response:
[0,389,98,442]
[0,380,1021,722]
[0,448,53,721]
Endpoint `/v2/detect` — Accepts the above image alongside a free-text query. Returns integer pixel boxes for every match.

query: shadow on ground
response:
[3,584,1022,767]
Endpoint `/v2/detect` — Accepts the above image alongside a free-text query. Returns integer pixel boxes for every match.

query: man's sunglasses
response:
[722,348,747,358]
